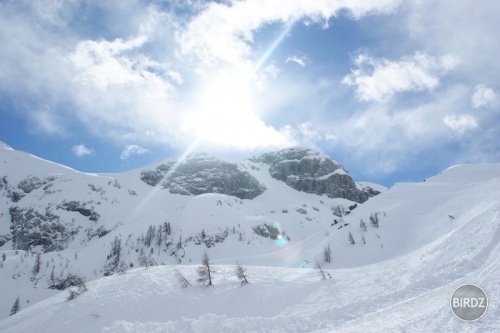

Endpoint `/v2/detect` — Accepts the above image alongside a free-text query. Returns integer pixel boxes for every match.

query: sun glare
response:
[182,71,291,149]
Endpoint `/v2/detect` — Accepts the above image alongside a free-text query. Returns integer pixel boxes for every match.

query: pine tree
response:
[370,212,379,228]
[112,237,122,264]
[31,253,41,280]
[360,219,367,231]
[2,253,6,261]
[139,254,150,269]
[235,261,249,285]
[49,268,55,286]
[348,232,355,245]
[155,224,163,247]
[145,225,154,247]
[362,235,366,244]
[104,236,124,275]
[164,222,171,236]
[10,296,20,316]
[197,252,213,286]
[323,244,332,263]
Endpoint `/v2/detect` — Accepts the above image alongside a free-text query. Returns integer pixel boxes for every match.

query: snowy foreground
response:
[1,164,499,332]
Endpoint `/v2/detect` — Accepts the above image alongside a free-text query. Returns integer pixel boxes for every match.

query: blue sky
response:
[1,0,499,186]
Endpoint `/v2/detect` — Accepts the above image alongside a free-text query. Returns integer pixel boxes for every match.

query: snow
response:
[0,141,13,150]
[356,181,388,193]
[1,144,499,332]
[317,168,348,180]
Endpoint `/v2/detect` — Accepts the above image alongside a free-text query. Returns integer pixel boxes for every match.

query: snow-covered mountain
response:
[0,142,498,332]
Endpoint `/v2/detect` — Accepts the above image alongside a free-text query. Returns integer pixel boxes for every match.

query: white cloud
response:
[178,0,402,68]
[72,144,93,157]
[443,114,478,134]
[472,84,497,109]
[286,55,308,67]
[29,109,66,136]
[120,145,151,160]
[0,0,404,153]
[342,52,458,103]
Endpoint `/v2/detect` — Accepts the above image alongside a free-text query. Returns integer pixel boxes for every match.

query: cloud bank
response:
[1,0,499,182]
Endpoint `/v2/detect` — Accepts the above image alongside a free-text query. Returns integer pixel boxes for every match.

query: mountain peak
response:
[257,146,378,203]
[0,141,13,150]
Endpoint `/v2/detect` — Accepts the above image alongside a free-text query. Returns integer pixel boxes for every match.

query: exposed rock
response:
[9,207,80,252]
[258,147,379,203]
[140,154,266,199]
[57,201,100,222]
[18,176,56,194]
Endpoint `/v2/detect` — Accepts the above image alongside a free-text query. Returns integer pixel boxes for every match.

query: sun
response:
[181,70,292,150]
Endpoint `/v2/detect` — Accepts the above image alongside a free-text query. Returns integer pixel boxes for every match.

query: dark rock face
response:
[258,147,379,203]
[9,207,80,252]
[140,154,266,199]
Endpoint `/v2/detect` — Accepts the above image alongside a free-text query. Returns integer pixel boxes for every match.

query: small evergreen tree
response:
[360,219,367,231]
[362,235,366,244]
[155,224,163,247]
[10,296,20,316]
[2,253,6,261]
[145,225,155,247]
[370,212,379,228]
[323,244,332,263]
[348,232,355,245]
[235,261,249,285]
[104,236,125,275]
[164,222,172,236]
[197,252,213,286]
[49,268,55,286]
[31,253,42,281]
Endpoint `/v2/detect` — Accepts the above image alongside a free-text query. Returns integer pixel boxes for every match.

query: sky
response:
[1,0,499,187]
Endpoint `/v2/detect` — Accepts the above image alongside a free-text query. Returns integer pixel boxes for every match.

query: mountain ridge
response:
[1,142,498,331]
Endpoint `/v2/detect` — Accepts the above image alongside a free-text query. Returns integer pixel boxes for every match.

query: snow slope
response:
[1,162,498,332]
[0,145,373,318]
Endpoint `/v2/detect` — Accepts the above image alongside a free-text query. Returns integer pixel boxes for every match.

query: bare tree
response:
[67,290,80,301]
[235,261,249,285]
[139,255,156,269]
[175,269,191,288]
[197,252,213,286]
[75,275,88,292]
[66,275,88,301]
[315,260,332,280]
[332,205,345,218]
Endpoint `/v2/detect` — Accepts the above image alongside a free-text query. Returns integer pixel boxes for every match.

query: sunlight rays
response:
[254,22,294,72]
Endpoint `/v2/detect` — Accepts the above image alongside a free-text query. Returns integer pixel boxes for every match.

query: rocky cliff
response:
[139,154,266,199]
[257,147,379,203]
